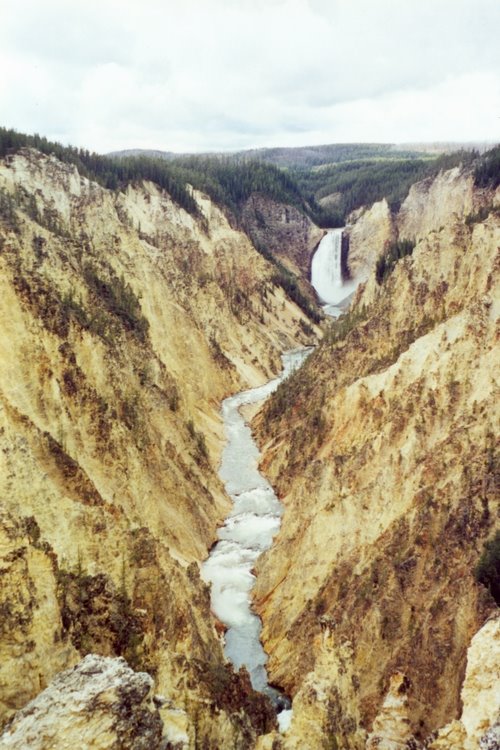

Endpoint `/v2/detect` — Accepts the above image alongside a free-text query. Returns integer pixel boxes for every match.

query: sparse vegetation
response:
[323,305,369,345]
[83,264,149,342]
[465,205,495,226]
[187,419,209,464]
[57,557,145,668]
[474,144,500,189]
[250,233,321,323]
[375,239,415,284]
[0,187,19,231]
[264,358,317,424]
[475,531,500,606]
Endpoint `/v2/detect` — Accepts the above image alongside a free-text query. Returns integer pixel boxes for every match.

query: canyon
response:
[0,143,498,749]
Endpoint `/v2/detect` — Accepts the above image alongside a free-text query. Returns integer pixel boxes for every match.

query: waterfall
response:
[310,228,344,305]
[311,228,362,317]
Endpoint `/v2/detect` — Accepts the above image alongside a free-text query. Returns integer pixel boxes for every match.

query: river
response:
[201,348,311,729]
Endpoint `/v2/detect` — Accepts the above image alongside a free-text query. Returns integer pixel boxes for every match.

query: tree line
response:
[0,127,307,222]
[474,145,500,189]
[292,150,479,227]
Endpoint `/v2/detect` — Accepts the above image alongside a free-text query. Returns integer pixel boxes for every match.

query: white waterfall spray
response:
[310,228,344,304]
[311,228,361,316]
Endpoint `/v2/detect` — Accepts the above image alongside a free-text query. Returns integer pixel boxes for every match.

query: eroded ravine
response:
[201,349,311,723]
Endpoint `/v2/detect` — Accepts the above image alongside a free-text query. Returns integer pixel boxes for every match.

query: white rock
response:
[0,654,163,750]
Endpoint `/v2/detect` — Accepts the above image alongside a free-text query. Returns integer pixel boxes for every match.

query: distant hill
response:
[108,141,492,170]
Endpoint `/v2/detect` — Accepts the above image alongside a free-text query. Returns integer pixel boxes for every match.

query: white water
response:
[311,228,359,317]
[201,348,311,710]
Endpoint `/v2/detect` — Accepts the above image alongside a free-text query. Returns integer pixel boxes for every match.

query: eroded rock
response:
[0,655,163,749]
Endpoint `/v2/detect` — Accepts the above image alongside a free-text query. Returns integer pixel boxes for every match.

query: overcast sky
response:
[1,0,499,153]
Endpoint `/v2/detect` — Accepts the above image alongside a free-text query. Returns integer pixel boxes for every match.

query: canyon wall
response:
[240,193,323,290]
[0,148,318,748]
[253,167,499,748]
[345,198,395,281]
[345,164,494,288]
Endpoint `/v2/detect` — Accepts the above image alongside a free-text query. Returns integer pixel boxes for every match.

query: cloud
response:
[0,0,499,152]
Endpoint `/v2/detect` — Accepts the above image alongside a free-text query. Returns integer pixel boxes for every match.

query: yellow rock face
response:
[428,614,500,750]
[0,148,317,746]
[397,166,475,241]
[346,198,395,281]
[253,168,499,749]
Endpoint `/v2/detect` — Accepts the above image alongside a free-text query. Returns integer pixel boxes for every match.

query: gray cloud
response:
[0,0,499,152]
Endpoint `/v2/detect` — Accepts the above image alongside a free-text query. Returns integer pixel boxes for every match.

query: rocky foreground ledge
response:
[0,655,163,750]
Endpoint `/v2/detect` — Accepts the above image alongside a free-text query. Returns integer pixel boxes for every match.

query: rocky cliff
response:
[0,655,163,750]
[240,193,323,279]
[345,163,493,288]
[253,166,499,748]
[345,198,395,281]
[0,148,319,748]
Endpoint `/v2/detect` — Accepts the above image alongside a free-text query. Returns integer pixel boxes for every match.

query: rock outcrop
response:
[346,198,395,281]
[240,192,323,283]
[428,614,500,750]
[253,166,500,748]
[0,147,316,747]
[0,655,162,750]
[397,166,475,242]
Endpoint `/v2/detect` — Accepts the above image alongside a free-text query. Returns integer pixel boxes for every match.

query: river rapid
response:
[201,348,311,726]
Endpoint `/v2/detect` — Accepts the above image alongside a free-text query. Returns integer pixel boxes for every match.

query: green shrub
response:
[475,531,500,606]
[375,239,415,284]
[474,145,500,189]
[83,264,149,341]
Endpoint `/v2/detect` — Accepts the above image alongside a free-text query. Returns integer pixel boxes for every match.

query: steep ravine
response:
[202,348,310,717]
[0,148,320,748]
[252,166,500,749]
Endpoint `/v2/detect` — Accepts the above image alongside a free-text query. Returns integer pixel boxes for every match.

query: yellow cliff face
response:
[346,198,395,281]
[397,166,476,242]
[0,148,318,746]
[253,168,499,749]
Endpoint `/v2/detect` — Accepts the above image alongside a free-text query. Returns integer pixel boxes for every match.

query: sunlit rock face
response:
[345,198,395,281]
[252,166,500,749]
[0,655,163,750]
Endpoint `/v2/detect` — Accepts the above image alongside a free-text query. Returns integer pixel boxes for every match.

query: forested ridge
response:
[0,127,306,221]
[112,143,429,169]
[1,126,496,232]
[293,149,482,226]
[0,126,320,322]
[474,144,500,189]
